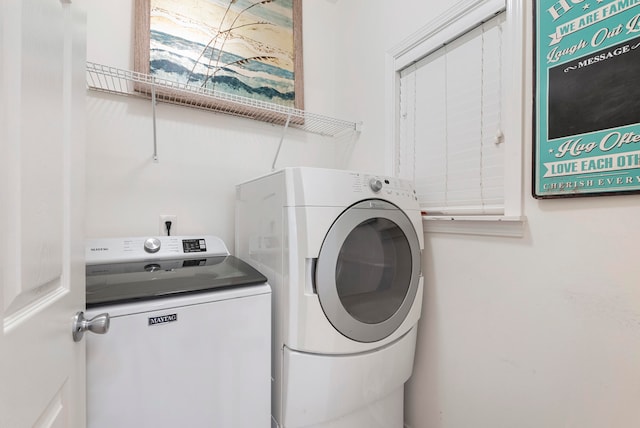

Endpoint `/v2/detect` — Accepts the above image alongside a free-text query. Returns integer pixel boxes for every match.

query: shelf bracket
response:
[151,83,159,162]
[271,112,292,171]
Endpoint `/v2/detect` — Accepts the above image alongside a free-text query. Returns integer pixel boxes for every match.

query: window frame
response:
[385,0,526,237]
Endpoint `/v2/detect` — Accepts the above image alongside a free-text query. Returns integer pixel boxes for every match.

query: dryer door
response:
[315,199,421,343]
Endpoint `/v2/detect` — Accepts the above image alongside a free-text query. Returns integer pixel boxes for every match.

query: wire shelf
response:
[86,62,359,137]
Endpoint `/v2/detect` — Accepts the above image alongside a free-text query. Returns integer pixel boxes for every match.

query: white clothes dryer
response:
[236,167,424,428]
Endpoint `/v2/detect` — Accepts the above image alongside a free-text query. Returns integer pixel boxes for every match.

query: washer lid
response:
[86,255,267,308]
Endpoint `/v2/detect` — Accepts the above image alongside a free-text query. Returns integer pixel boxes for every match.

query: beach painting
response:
[135,0,303,109]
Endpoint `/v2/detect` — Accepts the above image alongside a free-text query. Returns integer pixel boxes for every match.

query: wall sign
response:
[534,0,640,198]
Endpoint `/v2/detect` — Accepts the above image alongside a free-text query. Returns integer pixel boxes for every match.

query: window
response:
[386,0,525,236]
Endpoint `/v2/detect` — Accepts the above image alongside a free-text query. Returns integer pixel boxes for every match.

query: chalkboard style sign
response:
[534,0,640,198]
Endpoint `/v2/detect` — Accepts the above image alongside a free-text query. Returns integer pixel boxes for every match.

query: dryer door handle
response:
[305,258,318,294]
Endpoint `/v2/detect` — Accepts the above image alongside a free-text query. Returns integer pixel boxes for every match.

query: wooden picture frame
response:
[533,0,640,199]
[134,0,304,121]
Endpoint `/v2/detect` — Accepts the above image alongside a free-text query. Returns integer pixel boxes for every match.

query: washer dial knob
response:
[369,178,383,193]
[144,237,161,253]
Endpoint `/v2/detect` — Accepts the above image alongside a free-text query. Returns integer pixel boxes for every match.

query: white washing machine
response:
[235,167,424,428]
[84,235,271,428]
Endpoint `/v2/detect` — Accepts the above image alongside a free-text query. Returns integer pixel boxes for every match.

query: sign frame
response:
[533,0,640,199]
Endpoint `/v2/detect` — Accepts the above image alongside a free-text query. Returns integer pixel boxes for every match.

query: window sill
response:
[422,215,526,237]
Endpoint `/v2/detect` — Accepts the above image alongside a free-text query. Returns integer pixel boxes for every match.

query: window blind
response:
[398,12,506,216]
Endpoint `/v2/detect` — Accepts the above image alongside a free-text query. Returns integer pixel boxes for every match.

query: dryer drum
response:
[315,199,421,343]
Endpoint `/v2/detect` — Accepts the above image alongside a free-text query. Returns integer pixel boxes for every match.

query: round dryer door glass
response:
[336,218,412,324]
[315,199,421,343]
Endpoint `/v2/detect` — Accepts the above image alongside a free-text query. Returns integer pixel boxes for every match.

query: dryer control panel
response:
[352,173,418,202]
[285,167,420,209]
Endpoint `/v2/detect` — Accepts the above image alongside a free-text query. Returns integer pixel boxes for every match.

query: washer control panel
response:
[86,235,229,265]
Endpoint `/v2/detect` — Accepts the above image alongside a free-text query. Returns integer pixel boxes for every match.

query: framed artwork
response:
[533,0,640,198]
[134,0,304,116]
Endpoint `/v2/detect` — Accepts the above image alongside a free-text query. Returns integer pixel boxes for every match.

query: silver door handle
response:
[72,311,110,342]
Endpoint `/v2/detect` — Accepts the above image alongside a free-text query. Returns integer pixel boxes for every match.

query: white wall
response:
[86,1,640,427]
[330,1,640,427]
[85,0,360,246]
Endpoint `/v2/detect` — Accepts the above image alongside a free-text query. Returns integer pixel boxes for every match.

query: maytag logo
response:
[90,247,109,252]
[148,314,177,326]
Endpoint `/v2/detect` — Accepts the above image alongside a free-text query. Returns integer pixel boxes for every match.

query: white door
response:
[0,0,87,427]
